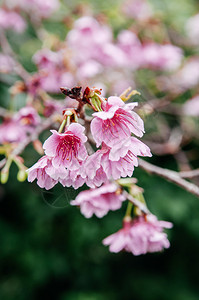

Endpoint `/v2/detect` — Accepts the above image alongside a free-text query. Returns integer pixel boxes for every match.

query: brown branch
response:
[139,159,199,198]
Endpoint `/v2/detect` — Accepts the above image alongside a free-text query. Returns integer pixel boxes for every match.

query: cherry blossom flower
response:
[0,119,27,144]
[84,139,151,181]
[0,8,26,33]
[141,43,183,71]
[173,58,199,90]
[15,107,40,127]
[123,0,152,21]
[91,96,144,147]
[0,107,40,144]
[27,156,58,190]
[71,183,125,218]
[43,123,88,169]
[103,214,172,255]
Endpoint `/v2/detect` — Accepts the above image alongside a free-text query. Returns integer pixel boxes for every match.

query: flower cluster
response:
[0,106,40,144]
[26,86,172,256]
[27,87,151,190]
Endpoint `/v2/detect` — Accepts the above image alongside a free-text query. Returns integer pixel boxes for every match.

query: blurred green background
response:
[1,0,199,299]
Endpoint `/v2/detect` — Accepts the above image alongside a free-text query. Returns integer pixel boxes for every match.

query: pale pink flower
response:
[43,123,88,169]
[91,96,144,147]
[173,58,199,90]
[15,106,40,126]
[103,214,172,255]
[0,119,26,144]
[84,139,151,181]
[24,0,59,18]
[71,183,125,218]
[0,8,26,33]
[141,43,183,71]
[33,49,61,69]
[0,107,40,144]
[66,16,113,65]
[27,156,58,190]
[123,0,152,21]
[117,30,142,69]
[43,99,64,117]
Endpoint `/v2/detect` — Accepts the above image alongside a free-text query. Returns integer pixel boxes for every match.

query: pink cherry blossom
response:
[141,43,183,71]
[59,165,86,190]
[33,49,61,70]
[66,16,113,65]
[91,96,144,147]
[24,0,59,18]
[173,58,199,90]
[71,183,125,218]
[0,8,26,33]
[84,139,151,181]
[117,30,142,69]
[15,106,40,126]
[43,123,88,169]
[0,119,27,144]
[103,214,172,255]
[123,0,152,21]
[27,156,58,190]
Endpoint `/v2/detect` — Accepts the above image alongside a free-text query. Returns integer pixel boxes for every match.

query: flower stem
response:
[58,118,67,133]
[124,201,133,219]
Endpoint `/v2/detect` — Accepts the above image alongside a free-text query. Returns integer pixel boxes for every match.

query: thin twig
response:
[12,116,55,156]
[179,169,199,179]
[122,190,150,214]
[0,29,30,81]
[139,159,199,198]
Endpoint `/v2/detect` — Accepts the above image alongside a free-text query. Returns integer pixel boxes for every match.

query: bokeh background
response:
[1,0,199,299]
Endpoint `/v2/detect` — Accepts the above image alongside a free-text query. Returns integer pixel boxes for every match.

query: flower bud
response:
[1,169,9,184]
[17,169,27,182]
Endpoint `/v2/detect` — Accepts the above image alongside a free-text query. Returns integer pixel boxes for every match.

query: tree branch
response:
[139,159,199,198]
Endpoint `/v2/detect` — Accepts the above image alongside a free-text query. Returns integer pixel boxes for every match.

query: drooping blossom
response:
[27,156,58,190]
[84,139,151,181]
[43,123,88,169]
[103,214,172,255]
[71,183,125,218]
[0,8,26,33]
[91,96,144,147]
